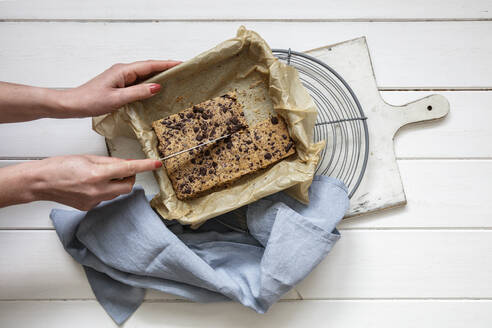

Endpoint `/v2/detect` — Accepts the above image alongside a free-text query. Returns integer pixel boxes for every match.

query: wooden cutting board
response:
[106,37,450,218]
[305,38,449,217]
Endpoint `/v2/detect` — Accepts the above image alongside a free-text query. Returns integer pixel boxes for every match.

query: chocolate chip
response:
[264,153,272,160]
[240,112,244,116]
[212,161,218,168]
[192,106,204,114]
[214,122,219,127]
[245,139,252,145]
[186,112,194,119]
[196,134,203,141]
[191,158,196,164]
[202,112,209,120]
[204,150,210,156]
[179,113,184,119]
[184,187,192,194]
[230,117,239,125]
[193,127,199,133]
[199,167,207,176]
[188,176,194,183]
[282,134,287,140]
[208,169,215,174]
[226,141,233,149]
[285,142,294,152]
[221,94,236,100]
[201,123,208,131]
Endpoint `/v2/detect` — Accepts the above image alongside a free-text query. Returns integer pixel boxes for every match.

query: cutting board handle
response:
[388,94,450,134]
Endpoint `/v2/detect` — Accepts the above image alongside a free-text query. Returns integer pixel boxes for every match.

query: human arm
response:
[0,60,181,123]
[0,155,162,210]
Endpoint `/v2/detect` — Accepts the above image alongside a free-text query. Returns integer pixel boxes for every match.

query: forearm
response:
[0,82,72,123]
[0,161,43,207]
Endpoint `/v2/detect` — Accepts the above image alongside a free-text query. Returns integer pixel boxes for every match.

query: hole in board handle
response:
[427,105,433,111]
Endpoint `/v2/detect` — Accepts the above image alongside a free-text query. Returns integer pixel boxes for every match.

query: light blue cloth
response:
[50,176,348,325]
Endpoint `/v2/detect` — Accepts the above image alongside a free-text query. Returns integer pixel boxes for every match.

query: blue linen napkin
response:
[50,176,349,325]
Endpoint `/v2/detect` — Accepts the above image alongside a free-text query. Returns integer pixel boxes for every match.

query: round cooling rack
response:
[272,48,369,199]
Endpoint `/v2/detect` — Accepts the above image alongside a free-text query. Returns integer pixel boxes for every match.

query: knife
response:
[159,134,231,161]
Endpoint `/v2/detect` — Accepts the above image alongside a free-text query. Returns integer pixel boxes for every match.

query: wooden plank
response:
[1,159,491,229]
[1,300,491,328]
[0,22,491,88]
[296,230,492,298]
[1,230,491,300]
[0,118,107,157]
[0,90,489,159]
[0,0,491,20]
[339,159,492,228]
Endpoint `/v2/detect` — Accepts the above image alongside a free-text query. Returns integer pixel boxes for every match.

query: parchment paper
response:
[93,26,324,226]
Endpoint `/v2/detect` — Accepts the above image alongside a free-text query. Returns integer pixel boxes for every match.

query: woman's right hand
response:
[15,155,161,210]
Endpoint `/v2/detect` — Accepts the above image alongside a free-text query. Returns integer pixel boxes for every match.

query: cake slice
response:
[152,92,248,160]
[159,114,296,200]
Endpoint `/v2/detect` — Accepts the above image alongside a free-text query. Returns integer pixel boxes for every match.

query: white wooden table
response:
[1,1,492,327]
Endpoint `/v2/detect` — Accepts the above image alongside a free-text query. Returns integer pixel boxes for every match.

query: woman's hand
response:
[62,60,181,117]
[0,155,162,211]
[0,60,181,123]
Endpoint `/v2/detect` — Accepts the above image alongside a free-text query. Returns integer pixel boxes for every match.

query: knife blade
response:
[159,134,231,161]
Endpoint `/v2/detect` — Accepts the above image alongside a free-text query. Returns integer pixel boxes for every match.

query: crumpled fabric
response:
[50,176,349,325]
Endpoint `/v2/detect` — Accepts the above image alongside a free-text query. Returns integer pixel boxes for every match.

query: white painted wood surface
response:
[1,1,491,327]
[1,300,492,328]
[2,159,491,229]
[2,231,491,299]
[0,91,489,159]
[1,0,491,20]
[1,22,491,88]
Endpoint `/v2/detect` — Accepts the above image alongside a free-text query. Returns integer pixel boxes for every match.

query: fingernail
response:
[149,83,161,94]
[154,160,163,168]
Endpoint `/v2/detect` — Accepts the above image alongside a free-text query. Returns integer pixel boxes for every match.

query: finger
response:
[113,83,161,106]
[103,175,136,198]
[121,60,182,85]
[102,159,162,179]
[84,155,126,165]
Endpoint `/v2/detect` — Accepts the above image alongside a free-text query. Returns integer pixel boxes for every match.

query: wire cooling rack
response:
[272,48,369,199]
[214,49,369,232]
